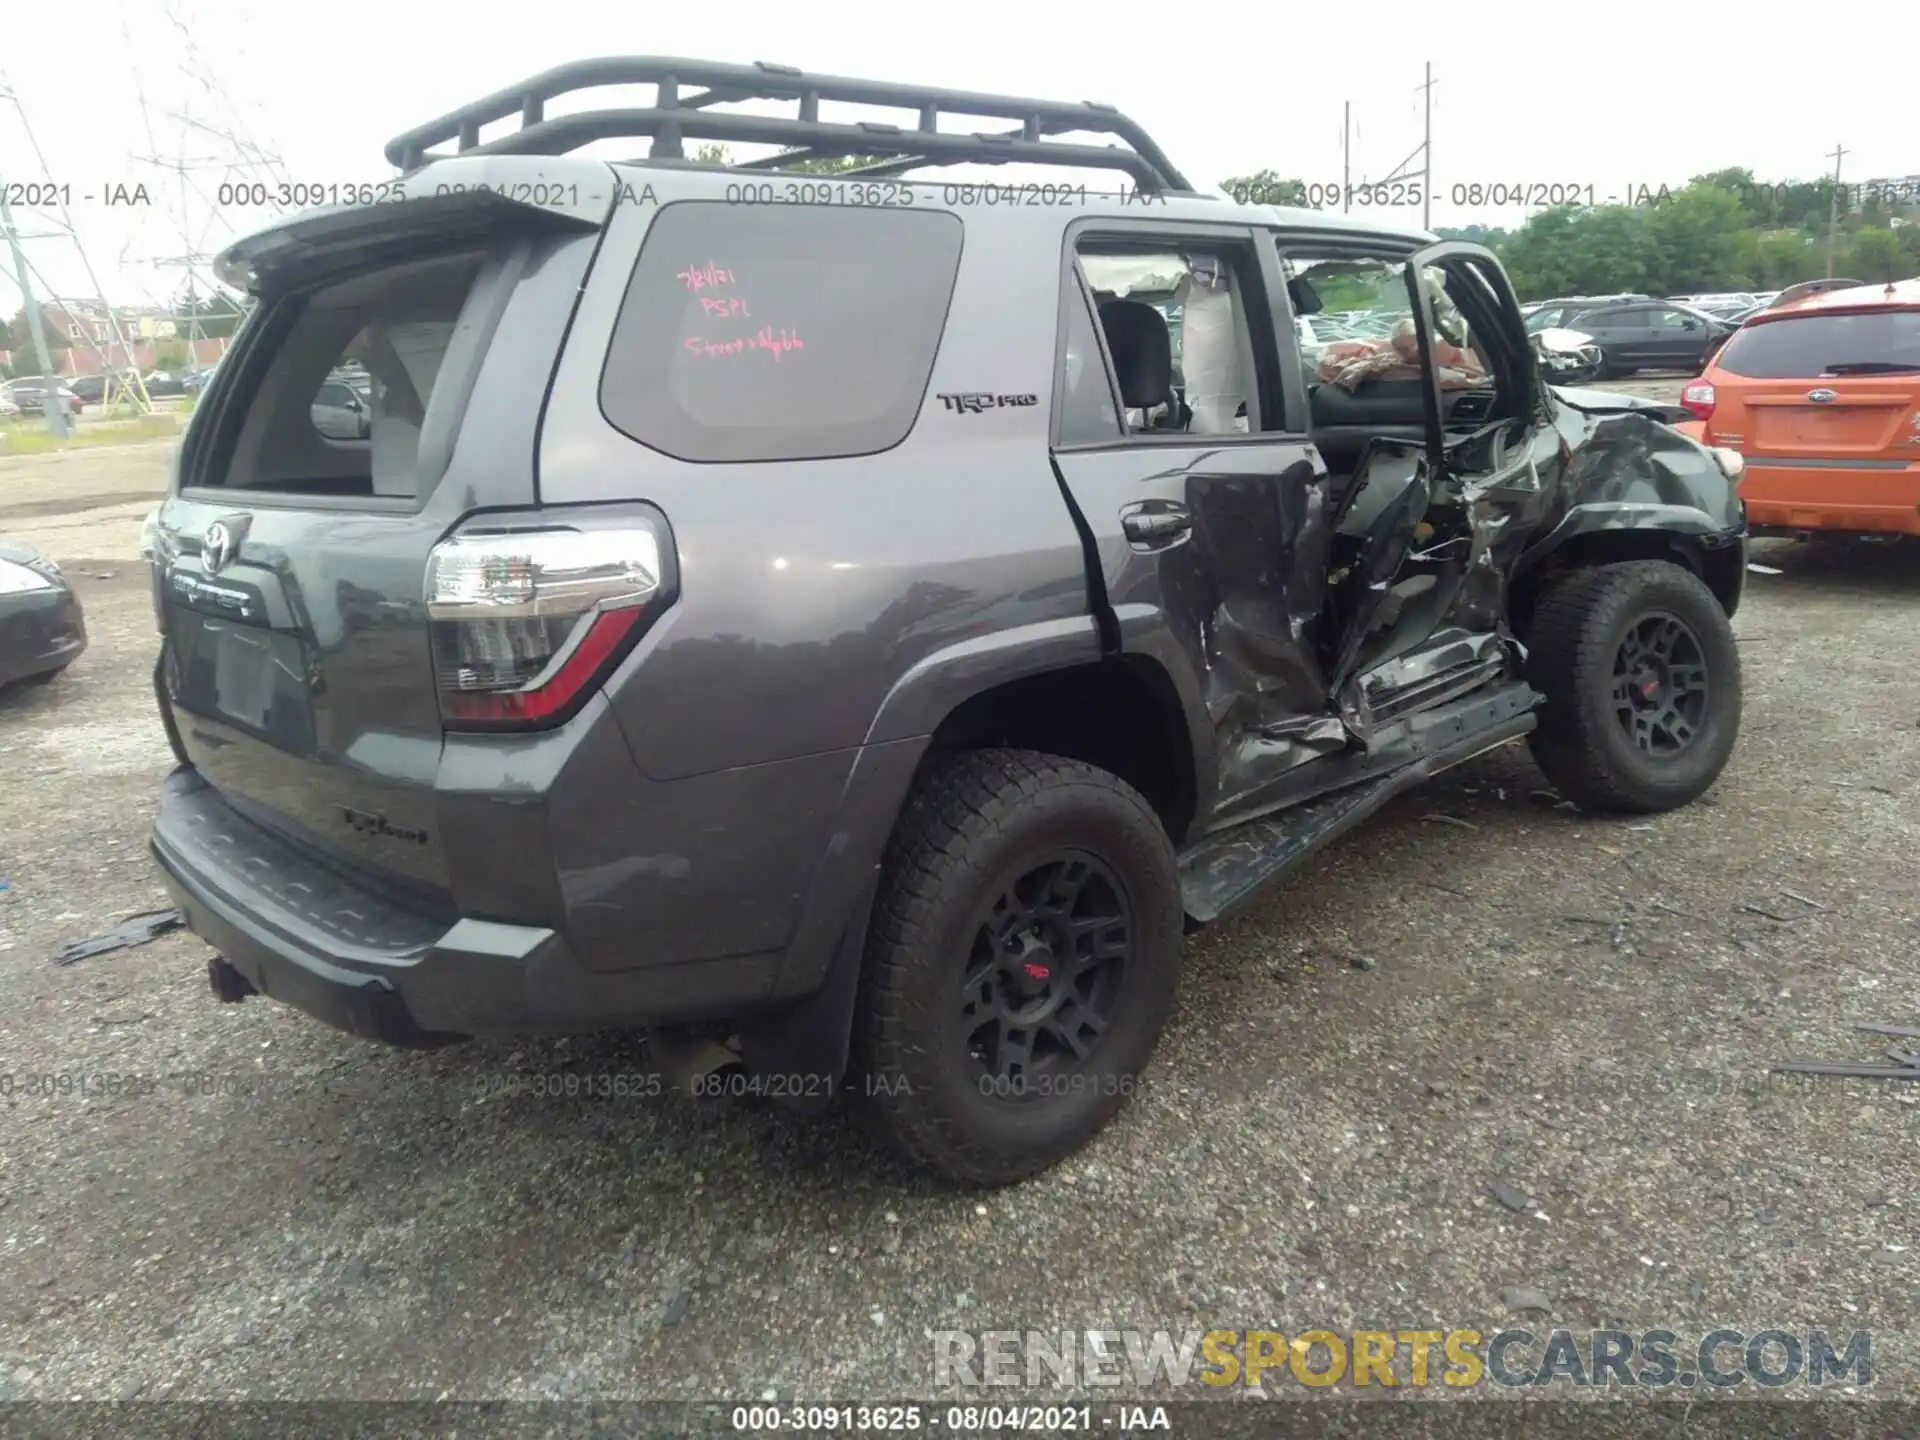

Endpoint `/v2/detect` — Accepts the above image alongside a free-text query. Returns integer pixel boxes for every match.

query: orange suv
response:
[1674,278,1920,537]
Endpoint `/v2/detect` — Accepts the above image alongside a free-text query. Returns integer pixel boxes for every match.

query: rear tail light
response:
[1680,381,1716,423]
[425,523,668,729]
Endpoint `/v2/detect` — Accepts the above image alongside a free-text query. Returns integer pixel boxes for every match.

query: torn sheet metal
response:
[52,909,185,966]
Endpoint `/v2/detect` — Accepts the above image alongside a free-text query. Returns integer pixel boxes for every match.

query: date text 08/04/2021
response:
[729,1404,1169,1432]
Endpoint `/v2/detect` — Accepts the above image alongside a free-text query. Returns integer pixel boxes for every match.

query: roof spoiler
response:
[215,169,607,293]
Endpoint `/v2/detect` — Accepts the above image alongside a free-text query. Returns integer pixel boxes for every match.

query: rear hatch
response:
[1707,305,1920,525]
[153,162,611,905]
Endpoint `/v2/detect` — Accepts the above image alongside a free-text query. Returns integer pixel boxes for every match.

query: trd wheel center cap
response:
[1633,665,1664,705]
[1006,931,1057,997]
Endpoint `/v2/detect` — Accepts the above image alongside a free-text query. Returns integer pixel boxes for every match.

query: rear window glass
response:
[202,250,488,498]
[1716,310,1920,378]
[599,202,964,463]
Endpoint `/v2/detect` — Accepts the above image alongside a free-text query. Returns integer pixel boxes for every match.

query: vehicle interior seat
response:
[1097,299,1190,432]
[361,320,447,498]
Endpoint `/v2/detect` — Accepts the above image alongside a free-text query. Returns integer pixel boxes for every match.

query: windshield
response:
[1716,309,1920,378]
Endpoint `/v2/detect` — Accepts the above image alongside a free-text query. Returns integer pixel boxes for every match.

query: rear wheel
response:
[1525,559,1741,813]
[856,749,1183,1187]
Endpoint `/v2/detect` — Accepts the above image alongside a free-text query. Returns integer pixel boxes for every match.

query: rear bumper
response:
[0,586,86,686]
[1740,461,1920,536]
[150,766,786,1045]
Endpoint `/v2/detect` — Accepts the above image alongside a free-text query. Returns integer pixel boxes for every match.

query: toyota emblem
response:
[1806,388,1837,404]
[203,521,235,573]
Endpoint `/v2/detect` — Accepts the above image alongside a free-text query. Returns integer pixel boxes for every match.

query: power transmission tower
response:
[1373,63,1437,230]
[119,1,283,369]
[1342,101,1351,214]
[0,190,71,436]
[1422,62,1434,231]
[0,79,157,423]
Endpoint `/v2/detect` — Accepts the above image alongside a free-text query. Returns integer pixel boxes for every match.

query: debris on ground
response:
[1773,1023,1920,1082]
[50,909,184,967]
[1488,1182,1532,1213]
[1420,813,1480,831]
[1501,1286,1552,1314]
[1738,891,1830,923]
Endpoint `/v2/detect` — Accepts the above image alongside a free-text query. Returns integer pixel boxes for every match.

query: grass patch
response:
[0,412,182,455]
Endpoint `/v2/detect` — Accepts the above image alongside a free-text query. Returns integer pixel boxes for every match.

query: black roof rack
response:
[384,57,1193,193]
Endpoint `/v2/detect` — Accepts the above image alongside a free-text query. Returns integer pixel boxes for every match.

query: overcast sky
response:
[3,0,1916,313]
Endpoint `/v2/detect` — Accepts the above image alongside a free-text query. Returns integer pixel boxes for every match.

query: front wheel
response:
[855,749,1183,1187]
[1525,559,1741,814]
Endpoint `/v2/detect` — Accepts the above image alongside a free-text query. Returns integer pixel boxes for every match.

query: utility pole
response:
[1342,101,1351,214]
[1421,62,1436,232]
[1824,143,1848,278]
[1375,64,1438,228]
[0,185,70,438]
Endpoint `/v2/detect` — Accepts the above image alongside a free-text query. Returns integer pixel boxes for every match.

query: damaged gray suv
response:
[146,58,1747,1186]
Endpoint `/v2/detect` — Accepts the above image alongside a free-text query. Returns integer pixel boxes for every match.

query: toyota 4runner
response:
[147,58,1749,1186]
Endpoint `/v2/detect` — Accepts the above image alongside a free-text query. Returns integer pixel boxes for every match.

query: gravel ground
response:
[1,395,1916,1414]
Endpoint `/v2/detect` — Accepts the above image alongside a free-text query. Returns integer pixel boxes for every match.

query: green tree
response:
[1434,224,1511,246]
[1844,225,1905,283]
[1218,169,1308,207]
[1643,183,1753,291]
[1753,230,1822,288]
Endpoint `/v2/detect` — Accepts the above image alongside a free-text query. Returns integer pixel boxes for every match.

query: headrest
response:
[1097,299,1173,410]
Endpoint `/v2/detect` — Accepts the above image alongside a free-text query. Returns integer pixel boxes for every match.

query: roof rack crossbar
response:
[668,113,1091,180]
[385,56,1191,190]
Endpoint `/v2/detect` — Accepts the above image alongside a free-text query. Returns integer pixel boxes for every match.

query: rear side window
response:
[197,250,491,499]
[1056,279,1122,445]
[599,202,964,463]
[1717,310,1920,378]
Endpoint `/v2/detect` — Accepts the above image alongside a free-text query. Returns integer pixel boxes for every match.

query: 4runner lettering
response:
[939,393,1041,413]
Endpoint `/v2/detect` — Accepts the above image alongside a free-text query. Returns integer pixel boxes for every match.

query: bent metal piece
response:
[1772,1025,1920,1080]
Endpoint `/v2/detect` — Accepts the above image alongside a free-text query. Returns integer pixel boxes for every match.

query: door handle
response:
[1121,507,1192,545]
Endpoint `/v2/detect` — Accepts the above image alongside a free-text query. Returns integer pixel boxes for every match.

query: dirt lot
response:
[2,394,1917,1411]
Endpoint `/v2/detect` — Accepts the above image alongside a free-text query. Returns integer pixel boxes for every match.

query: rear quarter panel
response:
[534,182,1098,986]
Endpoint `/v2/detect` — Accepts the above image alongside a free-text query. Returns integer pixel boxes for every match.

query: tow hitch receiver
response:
[209,956,257,1003]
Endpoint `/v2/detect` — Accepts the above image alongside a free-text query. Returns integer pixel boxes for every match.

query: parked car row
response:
[1670,291,1780,322]
[1521,296,1738,377]
[1,376,86,416]
[2,366,214,415]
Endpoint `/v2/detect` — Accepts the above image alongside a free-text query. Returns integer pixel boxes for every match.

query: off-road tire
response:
[1526,559,1740,814]
[856,748,1183,1187]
